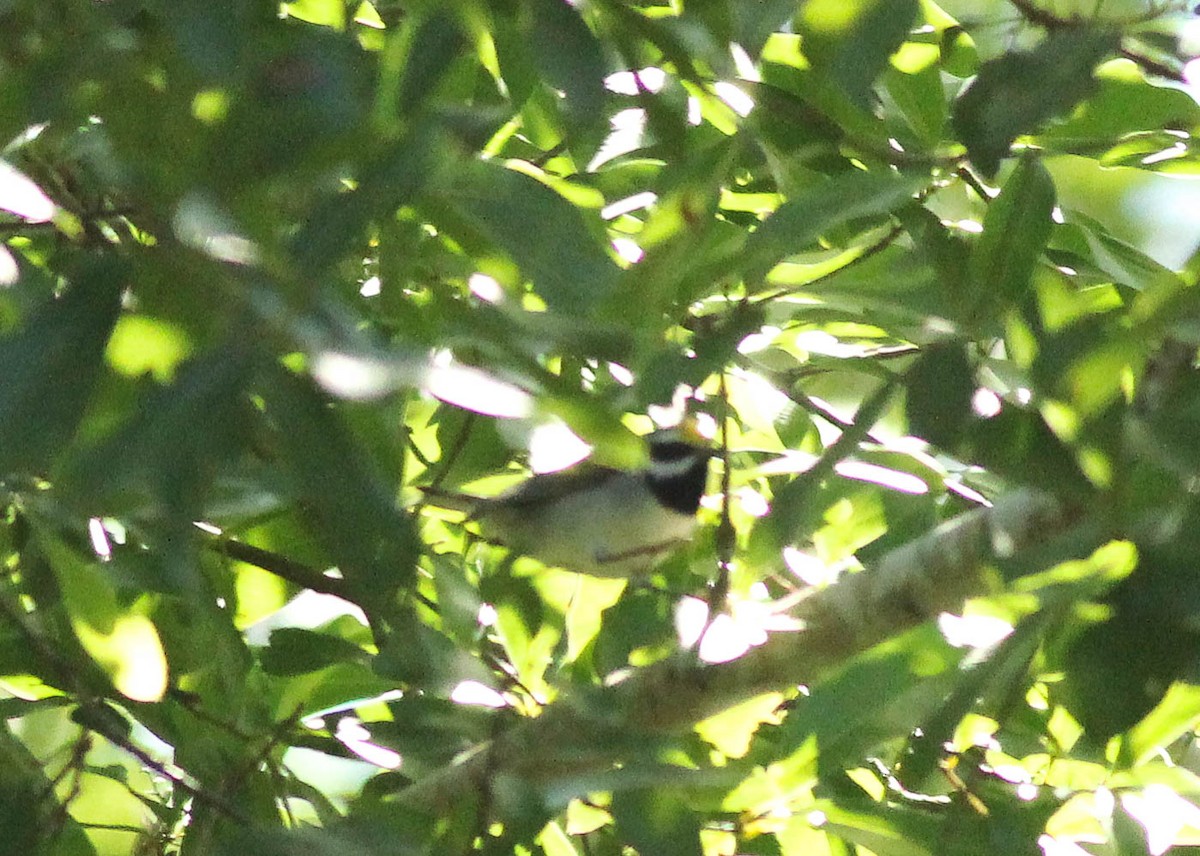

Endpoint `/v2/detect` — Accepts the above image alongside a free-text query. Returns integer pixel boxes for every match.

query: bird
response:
[419,425,713,578]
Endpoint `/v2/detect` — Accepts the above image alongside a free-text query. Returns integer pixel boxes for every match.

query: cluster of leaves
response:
[3,0,1200,853]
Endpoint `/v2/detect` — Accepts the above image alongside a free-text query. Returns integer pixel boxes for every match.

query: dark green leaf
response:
[742,172,927,285]
[522,0,607,125]
[904,343,974,450]
[952,29,1118,176]
[611,788,703,856]
[0,255,122,478]
[797,0,920,108]
[260,627,368,676]
[292,122,443,274]
[435,161,619,315]
[381,10,466,120]
[967,156,1056,322]
[258,366,418,596]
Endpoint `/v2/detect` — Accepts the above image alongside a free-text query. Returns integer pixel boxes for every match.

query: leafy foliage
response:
[2,1,1200,854]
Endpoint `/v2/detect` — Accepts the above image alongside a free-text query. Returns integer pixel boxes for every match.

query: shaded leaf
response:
[968,155,1056,323]
[260,627,368,676]
[435,161,620,315]
[952,29,1118,176]
[0,255,122,478]
[797,0,920,108]
[611,788,703,856]
[904,342,974,450]
[522,0,607,125]
[258,366,418,596]
[743,172,927,285]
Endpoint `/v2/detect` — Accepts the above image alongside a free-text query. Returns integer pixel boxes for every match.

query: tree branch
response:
[395,487,1076,814]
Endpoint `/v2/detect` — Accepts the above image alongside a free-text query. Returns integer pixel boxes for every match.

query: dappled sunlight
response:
[173,194,260,265]
[528,421,592,473]
[675,589,804,665]
[450,680,507,709]
[0,160,56,221]
[77,615,168,703]
[335,717,402,769]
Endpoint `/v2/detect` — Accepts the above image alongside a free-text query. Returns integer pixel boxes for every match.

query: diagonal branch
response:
[395,487,1076,815]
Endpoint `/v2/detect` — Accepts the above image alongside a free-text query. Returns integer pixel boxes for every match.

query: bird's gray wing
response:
[492,464,623,508]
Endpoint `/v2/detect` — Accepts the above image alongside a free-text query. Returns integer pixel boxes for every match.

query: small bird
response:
[420,426,712,578]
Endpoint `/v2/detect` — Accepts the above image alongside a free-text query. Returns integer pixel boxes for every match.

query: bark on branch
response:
[397,487,1073,814]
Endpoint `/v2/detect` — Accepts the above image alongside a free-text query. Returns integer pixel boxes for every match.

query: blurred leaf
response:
[283,0,346,29]
[1064,544,1200,743]
[770,625,962,776]
[378,10,465,122]
[292,122,443,274]
[815,802,937,856]
[0,725,97,856]
[260,627,368,676]
[1122,682,1200,767]
[1054,209,1182,293]
[743,172,927,285]
[967,156,1055,323]
[797,0,920,108]
[258,366,418,597]
[899,612,1048,790]
[611,788,703,856]
[63,344,254,530]
[960,405,1093,496]
[434,161,620,315]
[904,342,974,450]
[521,0,607,127]
[1036,60,1200,151]
[0,255,122,478]
[952,29,1118,176]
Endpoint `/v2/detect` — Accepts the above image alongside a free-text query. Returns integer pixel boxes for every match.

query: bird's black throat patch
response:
[644,455,709,514]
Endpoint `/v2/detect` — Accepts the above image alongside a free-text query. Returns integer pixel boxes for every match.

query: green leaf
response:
[1065,544,1200,744]
[960,406,1093,497]
[434,161,619,315]
[0,255,122,478]
[899,612,1049,790]
[1056,209,1182,293]
[952,29,1118,176]
[521,0,607,126]
[260,628,368,676]
[378,10,466,121]
[1036,60,1200,150]
[38,529,168,702]
[1122,682,1200,767]
[283,0,346,29]
[63,345,254,526]
[816,803,937,856]
[797,0,920,108]
[610,788,703,856]
[292,123,443,274]
[0,725,98,856]
[258,366,418,597]
[770,625,962,775]
[904,343,974,450]
[742,171,927,285]
[967,156,1056,322]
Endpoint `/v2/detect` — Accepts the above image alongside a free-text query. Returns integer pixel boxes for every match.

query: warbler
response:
[420,427,712,578]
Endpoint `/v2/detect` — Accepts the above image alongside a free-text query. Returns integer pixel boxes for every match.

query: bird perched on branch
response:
[420,424,712,578]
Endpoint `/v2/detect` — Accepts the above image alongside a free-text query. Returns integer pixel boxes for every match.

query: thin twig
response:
[208,534,352,599]
[1118,45,1185,82]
